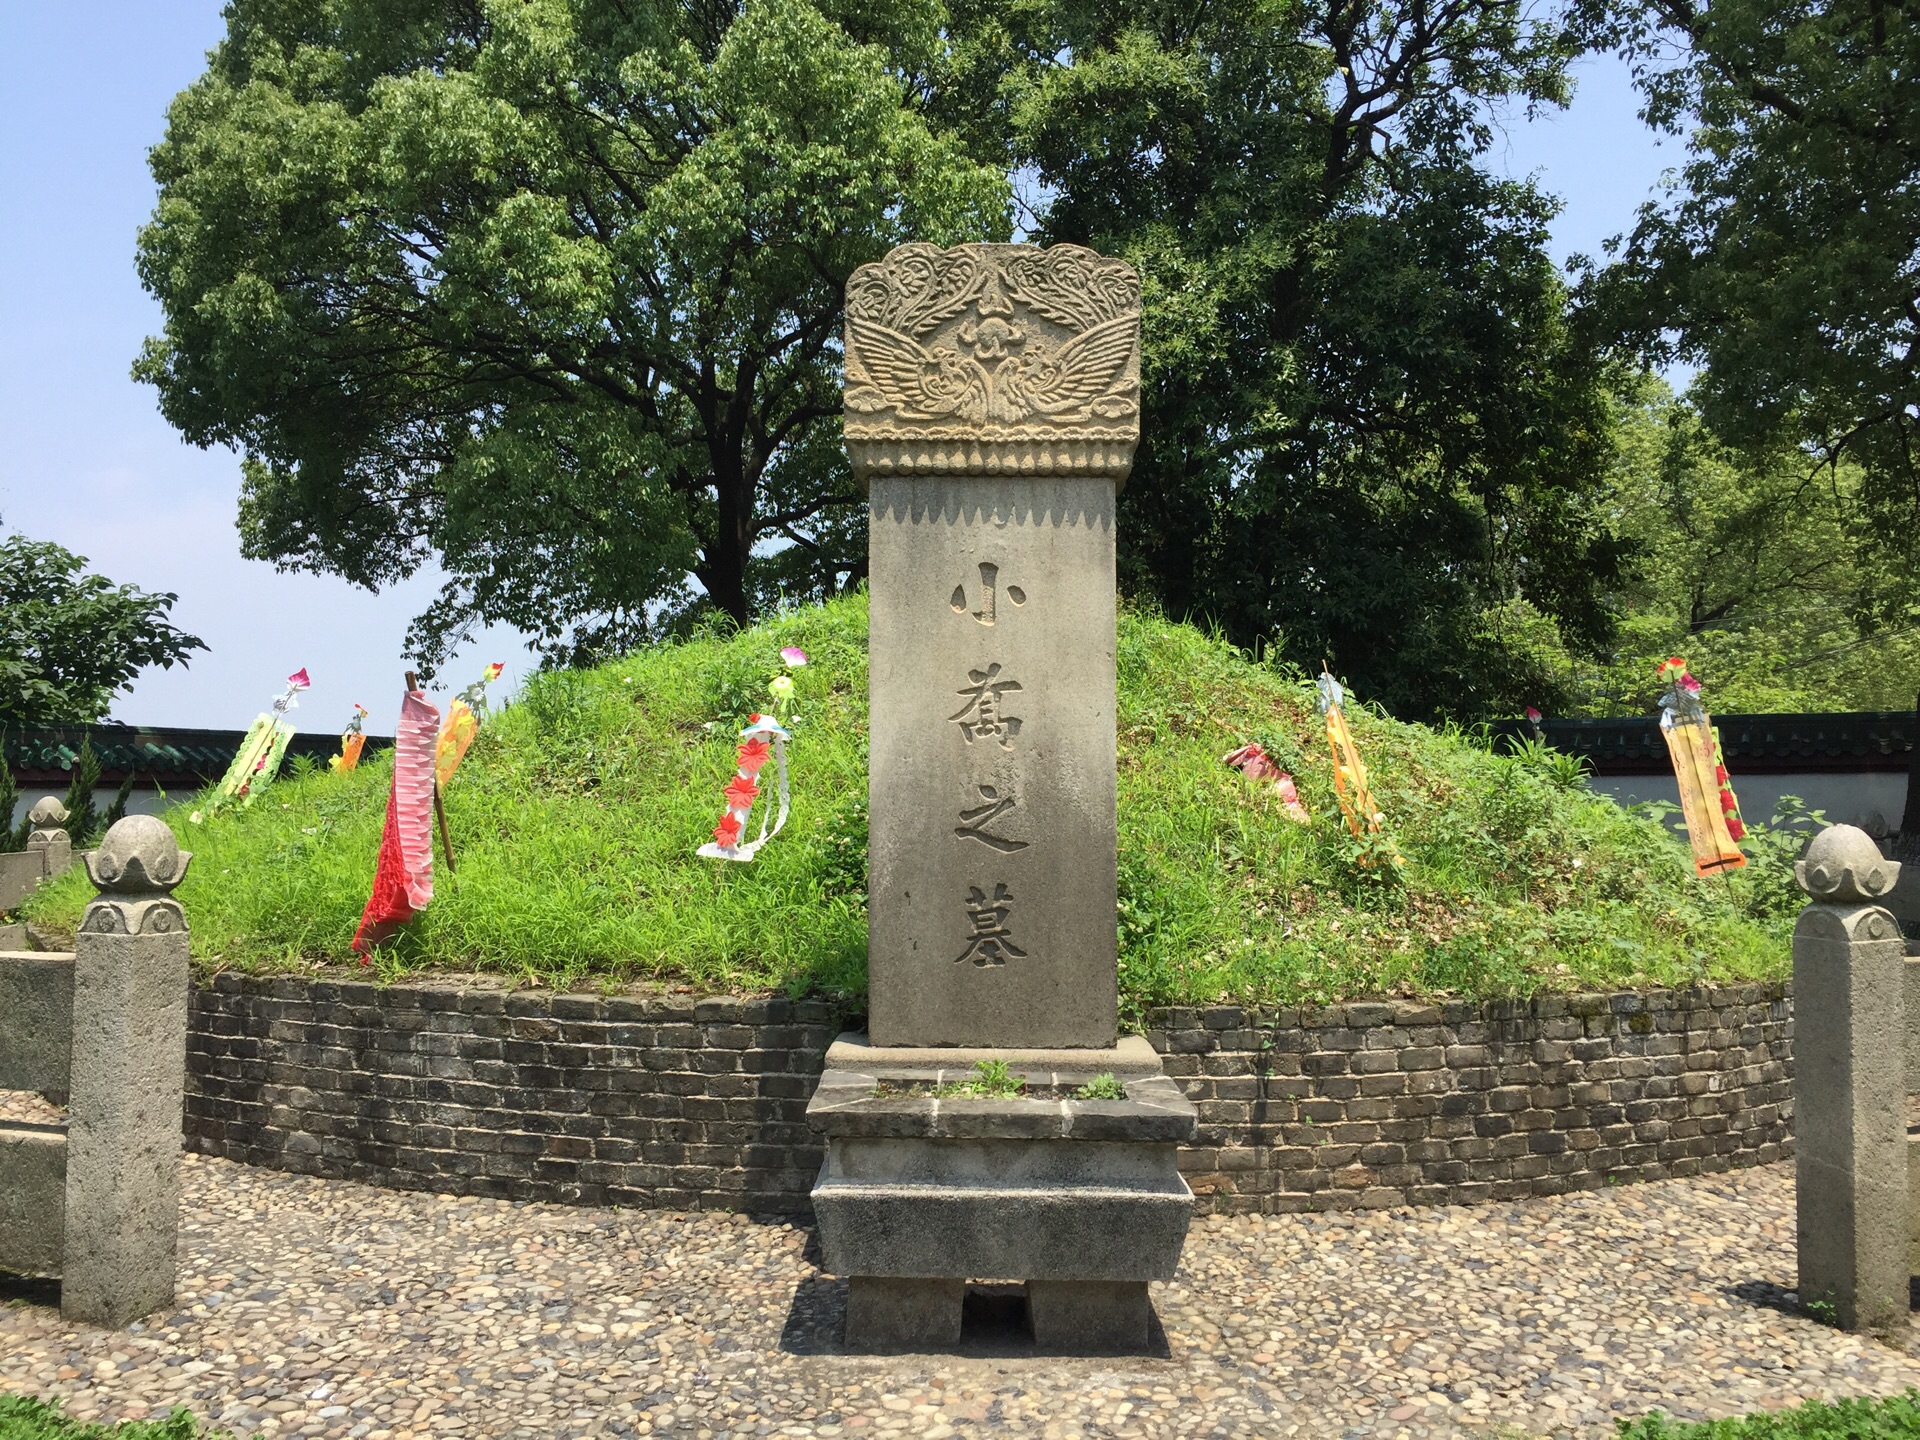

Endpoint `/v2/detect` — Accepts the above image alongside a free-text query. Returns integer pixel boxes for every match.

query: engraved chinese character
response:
[950,561,1027,627]
[949,663,1023,747]
[954,784,1028,853]
[955,883,1026,966]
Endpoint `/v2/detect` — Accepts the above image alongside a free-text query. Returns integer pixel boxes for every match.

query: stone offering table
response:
[807,241,1195,1352]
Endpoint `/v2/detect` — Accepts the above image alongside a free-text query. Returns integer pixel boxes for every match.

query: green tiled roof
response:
[5,723,390,782]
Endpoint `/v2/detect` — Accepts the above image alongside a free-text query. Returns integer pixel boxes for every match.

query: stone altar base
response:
[806,1035,1196,1353]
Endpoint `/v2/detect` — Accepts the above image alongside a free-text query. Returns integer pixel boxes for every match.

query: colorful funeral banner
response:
[435,662,505,788]
[1656,657,1747,877]
[331,704,370,774]
[352,687,442,955]
[1317,672,1402,864]
[211,668,310,809]
[698,714,792,862]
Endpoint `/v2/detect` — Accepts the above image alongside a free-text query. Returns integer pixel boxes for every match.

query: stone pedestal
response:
[1792,825,1909,1334]
[814,241,1193,1353]
[808,1040,1194,1352]
[845,1278,966,1352]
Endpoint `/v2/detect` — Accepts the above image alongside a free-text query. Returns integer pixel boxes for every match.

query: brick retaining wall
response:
[1156,987,1792,1213]
[184,975,1792,1215]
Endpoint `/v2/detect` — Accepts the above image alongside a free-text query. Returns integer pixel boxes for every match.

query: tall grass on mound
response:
[0,1395,232,1440]
[23,595,1792,1007]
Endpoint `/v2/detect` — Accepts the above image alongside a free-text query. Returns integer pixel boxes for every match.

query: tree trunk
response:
[701,448,755,628]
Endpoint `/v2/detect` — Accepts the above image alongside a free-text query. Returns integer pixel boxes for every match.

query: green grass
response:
[1618,1392,1920,1437]
[21,594,1797,1011]
[0,1395,233,1440]
[933,1059,1027,1098]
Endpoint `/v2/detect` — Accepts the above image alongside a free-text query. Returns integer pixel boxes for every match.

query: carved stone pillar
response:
[61,814,192,1327]
[811,242,1194,1356]
[846,241,1140,1048]
[1793,824,1908,1334]
[24,796,73,877]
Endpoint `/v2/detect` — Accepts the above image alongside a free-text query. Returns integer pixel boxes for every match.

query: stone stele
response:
[850,240,1139,1048]
[812,242,1195,1355]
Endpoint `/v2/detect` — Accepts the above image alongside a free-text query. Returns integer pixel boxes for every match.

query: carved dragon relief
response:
[842,243,1141,481]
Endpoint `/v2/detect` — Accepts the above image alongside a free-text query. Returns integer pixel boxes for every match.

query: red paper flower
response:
[737,737,772,773]
[1726,815,1746,841]
[1719,790,1737,812]
[713,813,743,847]
[1715,765,1728,784]
[724,774,760,809]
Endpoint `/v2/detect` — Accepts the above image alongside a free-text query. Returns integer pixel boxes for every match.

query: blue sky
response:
[0,6,1682,735]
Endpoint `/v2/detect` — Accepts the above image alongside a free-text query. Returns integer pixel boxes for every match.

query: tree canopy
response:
[0,530,207,729]
[1502,380,1920,716]
[998,0,1628,719]
[1582,0,1920,643]
[137,0,1006,669]
[140,0,1916,718]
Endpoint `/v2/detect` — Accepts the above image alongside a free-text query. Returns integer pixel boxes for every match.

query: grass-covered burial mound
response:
[22,596,1795,1014]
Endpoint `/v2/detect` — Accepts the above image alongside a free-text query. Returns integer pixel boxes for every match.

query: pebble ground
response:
[6,1151,1920,1439]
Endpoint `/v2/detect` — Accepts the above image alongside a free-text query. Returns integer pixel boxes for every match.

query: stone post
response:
[0,797,73,915]
[61,814,192,1327]
[1793,824,1908,1334]
[25,796,73,876]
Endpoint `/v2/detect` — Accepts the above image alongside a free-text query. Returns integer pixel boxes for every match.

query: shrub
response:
[1618,1391,1920,1438]
[0,1395,231,1440]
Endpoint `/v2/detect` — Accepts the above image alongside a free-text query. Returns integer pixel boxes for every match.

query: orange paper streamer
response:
[1656,658,1746,877]
[1319,673,1403,865]
[331,704,370,774]
[434,662,504,787]
[435,702,478,787]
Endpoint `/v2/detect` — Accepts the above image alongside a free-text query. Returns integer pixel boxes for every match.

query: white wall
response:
[8,785,172,832]
[1588,771,1911,834]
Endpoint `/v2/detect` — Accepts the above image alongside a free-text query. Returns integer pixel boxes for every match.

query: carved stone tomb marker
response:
[811,242,1196,1356]
[849,242,1139,1048]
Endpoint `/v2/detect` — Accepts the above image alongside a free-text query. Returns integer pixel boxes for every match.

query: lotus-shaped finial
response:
[26,796,68,828]
[1795,824,1899,904]
[83,814,192,895]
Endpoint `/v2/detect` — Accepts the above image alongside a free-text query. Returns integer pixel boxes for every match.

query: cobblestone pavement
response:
[5,1154,1920,1439]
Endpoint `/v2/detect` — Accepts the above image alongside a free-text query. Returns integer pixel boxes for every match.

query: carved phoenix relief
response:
[843,243,1141,437]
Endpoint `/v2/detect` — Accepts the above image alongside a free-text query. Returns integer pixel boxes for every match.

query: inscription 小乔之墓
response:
[955,883,1026,966]
[949,664,1023,748]
[950,561,1027,627]
[954,784,1028,854]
